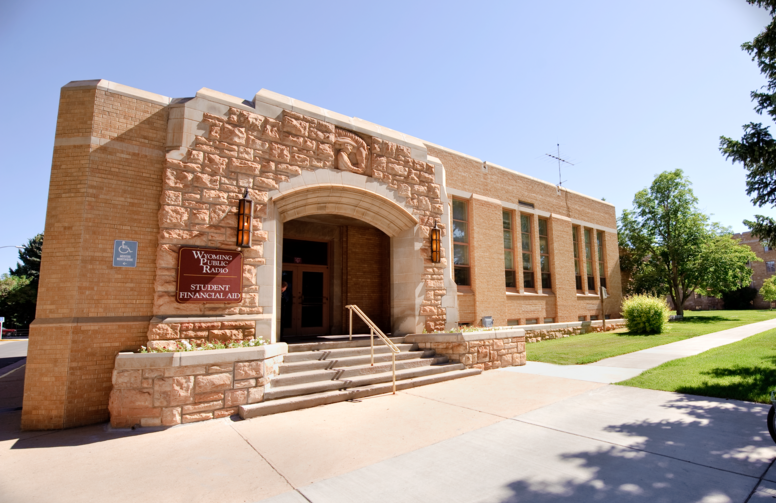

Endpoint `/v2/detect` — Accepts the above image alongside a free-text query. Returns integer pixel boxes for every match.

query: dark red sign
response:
[177,248,243,303]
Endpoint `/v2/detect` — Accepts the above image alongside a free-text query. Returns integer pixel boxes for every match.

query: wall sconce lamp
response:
[430,220,441,263]
[236,189,254,248]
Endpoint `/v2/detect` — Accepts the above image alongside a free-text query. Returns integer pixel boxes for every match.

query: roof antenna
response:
[546,144,574,196]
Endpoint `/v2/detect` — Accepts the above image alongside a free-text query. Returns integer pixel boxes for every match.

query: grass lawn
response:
[526,310,776,365]
[618,327,776,404]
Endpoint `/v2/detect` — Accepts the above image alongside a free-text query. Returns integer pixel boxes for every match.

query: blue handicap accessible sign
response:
[113,240,138,268]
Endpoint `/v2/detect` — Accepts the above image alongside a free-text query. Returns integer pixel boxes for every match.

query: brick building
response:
[734,231,776,309]
[22,80,622,429]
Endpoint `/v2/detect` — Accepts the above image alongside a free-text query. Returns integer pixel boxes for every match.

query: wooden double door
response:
[281,264,329,337]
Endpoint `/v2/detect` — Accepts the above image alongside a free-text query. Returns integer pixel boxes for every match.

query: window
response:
[539,218,551,290]
[544,317,555,324]
[453,199,470,286]
[597,231,606,289]
[768,261,775,273]
[503,211,516,288]
[590,315,599,321]
[507,319,520,326]
[525,318,538,325]
[518,201,535,209]
[521,214,534,289]
[605,314,611,320]
[584,229,595,291]
[458,322,471,328]
[578,316,587,322]
[573,226,582,290]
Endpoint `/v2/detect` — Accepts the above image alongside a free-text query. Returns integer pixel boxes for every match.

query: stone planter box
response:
[108,343,287,428]
[405,329,526,370]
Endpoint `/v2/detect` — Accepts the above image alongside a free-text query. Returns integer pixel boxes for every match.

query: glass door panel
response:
[300,271,325,329]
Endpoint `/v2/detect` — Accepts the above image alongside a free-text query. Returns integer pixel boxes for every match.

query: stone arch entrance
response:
[258,182,428,343]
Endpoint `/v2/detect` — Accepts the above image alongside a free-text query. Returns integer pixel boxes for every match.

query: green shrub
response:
[622,294,670,334]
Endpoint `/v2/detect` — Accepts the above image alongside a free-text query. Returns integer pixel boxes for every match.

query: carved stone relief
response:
[334,127,370,174]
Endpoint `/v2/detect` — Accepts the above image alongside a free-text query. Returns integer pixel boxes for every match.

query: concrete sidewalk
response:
[3,320,776,502]
[504,317,776,383]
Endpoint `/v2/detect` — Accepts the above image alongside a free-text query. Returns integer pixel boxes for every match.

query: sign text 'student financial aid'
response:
[177,248,243,303]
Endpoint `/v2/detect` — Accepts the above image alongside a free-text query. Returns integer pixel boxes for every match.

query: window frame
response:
[573,225,583,291]
[597,231,607,290]
[539,218,551,291]
[767,261,776,274]
[503,210,517,290]
[584,228,595,292]
[521,213,535,291]
[452,198,471,288]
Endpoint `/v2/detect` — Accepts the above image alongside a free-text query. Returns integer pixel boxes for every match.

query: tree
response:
[619,170,758,315]
[0,233,43,328]
[761,276,776,307]
[720,0,776,245]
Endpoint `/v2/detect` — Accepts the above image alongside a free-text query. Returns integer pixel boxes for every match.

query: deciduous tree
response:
[0,233,43,328]
[619,170,758,315]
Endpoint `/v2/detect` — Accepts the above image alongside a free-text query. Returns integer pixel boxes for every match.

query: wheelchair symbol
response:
[119,241,131,254]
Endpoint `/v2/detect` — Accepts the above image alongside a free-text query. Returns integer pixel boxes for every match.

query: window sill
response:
[457,289,474,295]
[577,294,600,298]
[507,292,554,297]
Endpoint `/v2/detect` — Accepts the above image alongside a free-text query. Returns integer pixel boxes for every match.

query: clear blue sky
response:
[0,0,773,273]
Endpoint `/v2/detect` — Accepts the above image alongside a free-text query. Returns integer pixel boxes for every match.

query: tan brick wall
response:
[471,196,507,326]
[428,145,617,228]
[23,85,167,430]
[427,145,623,327]
[344,226,391,333]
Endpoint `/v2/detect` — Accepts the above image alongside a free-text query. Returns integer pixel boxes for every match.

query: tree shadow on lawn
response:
[672,315,738,324]
[499,394,774,502]
[673,360,776,404]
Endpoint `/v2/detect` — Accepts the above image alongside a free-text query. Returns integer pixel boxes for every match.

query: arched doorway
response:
[266,184,425,342]
[280,215,391,340]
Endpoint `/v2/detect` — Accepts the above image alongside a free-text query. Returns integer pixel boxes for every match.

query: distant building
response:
[733,231,776,309]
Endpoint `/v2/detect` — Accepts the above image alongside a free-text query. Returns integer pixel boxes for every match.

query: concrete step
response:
[271,355,449,387]
[240,368,483,419]
[278,350,436,374]
[282,343,417,363]
[286,336,405,353]
[264,362,466,401]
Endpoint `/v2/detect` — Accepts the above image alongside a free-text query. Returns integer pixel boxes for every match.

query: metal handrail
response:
[345,304,400,394]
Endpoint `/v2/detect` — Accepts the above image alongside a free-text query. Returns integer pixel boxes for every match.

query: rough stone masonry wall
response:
[109,350,282,428]
[413,335,527,371]
[523,321,626,343]
[151,105,448,346]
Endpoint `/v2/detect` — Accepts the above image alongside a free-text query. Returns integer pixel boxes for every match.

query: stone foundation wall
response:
[522,319,626,343]
[405,329,526,371]
[108,343,286,428]
[147,319,257,351]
